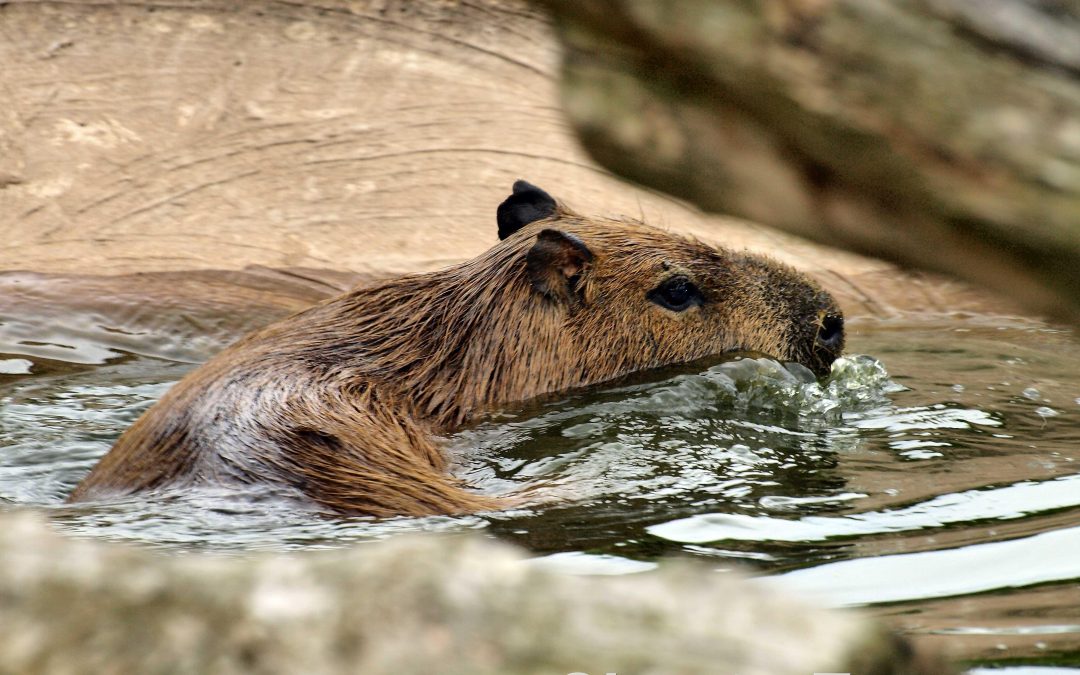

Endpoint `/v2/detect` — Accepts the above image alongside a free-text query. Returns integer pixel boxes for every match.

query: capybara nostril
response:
[817,314,844,351]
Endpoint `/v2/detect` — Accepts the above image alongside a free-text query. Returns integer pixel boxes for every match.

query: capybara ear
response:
[497,180,558,240]
[526,229,593,303]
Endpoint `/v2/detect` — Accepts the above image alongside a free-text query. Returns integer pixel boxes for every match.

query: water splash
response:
[687,354,906,422]
[453,354,908,511]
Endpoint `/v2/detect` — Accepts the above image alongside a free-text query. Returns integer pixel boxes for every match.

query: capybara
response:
[68,181,845,516]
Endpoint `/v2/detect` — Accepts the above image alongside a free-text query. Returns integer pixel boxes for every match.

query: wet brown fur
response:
[69,201,843,516]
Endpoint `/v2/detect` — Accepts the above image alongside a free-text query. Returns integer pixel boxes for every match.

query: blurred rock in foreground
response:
[538,0,1080,323]
[0,511,942,674]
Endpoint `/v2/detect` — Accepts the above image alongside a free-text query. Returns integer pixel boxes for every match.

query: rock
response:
[0,106,25,187]
[536,0,1080,323]
[0,0,1012,321]
[0,510,943,674]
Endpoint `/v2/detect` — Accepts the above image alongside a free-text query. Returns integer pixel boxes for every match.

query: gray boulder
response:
[0,511,942,674]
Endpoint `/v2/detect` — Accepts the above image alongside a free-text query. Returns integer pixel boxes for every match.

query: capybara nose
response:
[816,314,844,352]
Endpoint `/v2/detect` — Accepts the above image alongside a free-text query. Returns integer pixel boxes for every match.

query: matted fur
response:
[69,205,843,516]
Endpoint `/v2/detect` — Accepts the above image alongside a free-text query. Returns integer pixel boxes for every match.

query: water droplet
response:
[1023,387,1041,400]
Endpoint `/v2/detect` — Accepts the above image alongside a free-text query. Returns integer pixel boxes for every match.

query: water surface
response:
[2,303,1079,667]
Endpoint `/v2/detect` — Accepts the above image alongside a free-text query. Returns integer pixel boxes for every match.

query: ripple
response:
[768,524,1080,606]
[648,474,1080,543]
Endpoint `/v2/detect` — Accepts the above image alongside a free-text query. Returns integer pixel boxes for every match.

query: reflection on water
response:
[2,302,1080,667]
[767,524,1080,605]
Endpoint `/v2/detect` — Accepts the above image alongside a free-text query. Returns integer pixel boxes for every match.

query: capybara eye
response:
[648,275,703,312]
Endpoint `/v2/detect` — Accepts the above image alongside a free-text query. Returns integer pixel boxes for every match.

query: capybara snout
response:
[716,252,846,377]
[69,180,844,516]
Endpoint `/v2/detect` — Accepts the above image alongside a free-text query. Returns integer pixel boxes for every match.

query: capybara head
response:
[494,180,844,378]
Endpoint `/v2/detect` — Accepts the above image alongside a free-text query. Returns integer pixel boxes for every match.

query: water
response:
[2,302,1080,667]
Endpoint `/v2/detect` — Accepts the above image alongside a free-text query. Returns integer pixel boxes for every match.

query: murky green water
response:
[2,302,1080,667]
